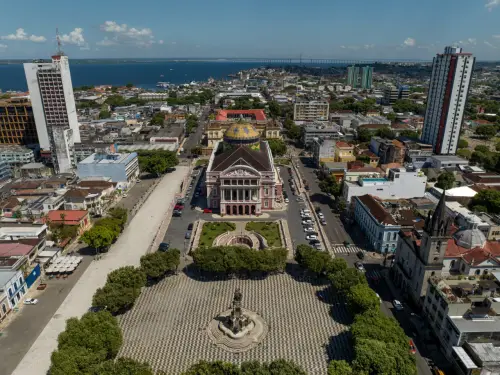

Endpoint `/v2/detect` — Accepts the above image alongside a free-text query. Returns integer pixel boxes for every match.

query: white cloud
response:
[493,34,500,38]
[60,28,86,46]
[458,38,477,46]
[171,41,177,45]
[158,40,164,45]
[340,45,361,50]
[363,44,375,49]
[99,21,156,47]
[1,28,46,43]
[0,44,7,50]
[486,0,500,11]
[484,41,498,48]
[403,37,416,47]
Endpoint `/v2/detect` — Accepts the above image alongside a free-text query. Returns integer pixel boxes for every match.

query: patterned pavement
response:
[118,273,352,375]
[331,245,363,254]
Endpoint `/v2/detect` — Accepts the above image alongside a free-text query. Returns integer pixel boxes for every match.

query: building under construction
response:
[0,97,39,146]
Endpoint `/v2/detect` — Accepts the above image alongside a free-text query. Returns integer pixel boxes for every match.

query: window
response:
[264,188,269,196]
[264,200,269,208]
[1,304,6,314]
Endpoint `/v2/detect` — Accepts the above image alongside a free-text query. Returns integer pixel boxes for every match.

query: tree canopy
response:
[133,149,179,176]
[182,360,306,375]
[375,127,395,140]
[192,246,287,275]
[88,358,153,375]
[458,138,469,148]
[475,124,497,138]
[356,127,372,142]
[435,171,455,190]
[392,99,425,114]
[329,268,367,294]
[346,283,380,314]
[327,360,353,375]
[81,226,115,252]
[470,189,500,214]
[140,249,180,280]
[50,311,123,375]
[267,139,287,157]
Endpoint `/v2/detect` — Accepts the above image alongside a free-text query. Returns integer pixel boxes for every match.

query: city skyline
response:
[0,0,499,59]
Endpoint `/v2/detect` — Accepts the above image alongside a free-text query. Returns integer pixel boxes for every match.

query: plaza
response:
[118,272,352,375]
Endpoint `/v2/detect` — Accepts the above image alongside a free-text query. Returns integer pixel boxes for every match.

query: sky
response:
[0,0,499,60]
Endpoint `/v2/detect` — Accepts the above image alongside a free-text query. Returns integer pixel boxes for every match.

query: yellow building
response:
[334,141,356,162]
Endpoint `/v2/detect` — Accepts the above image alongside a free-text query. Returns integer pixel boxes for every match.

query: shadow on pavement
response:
[325,331,353,362]
[284,263,330,286]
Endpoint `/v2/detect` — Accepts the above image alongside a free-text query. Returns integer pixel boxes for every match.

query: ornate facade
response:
[205,122,282,215]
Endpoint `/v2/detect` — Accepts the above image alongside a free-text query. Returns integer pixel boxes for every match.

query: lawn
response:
[245,221,282,247]
[274,158,291,165]
[198,222,236,247]
[195,159,209,167]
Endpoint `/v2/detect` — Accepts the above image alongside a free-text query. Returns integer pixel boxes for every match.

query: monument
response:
[207,288,268,352]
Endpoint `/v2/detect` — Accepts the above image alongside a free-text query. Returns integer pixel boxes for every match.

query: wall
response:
[25,264,41,288]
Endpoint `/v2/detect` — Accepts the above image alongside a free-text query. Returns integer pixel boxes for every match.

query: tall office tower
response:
[421,46,474,155]
[0,97,38,145]
[347,65,360,88]
[24,54,81,173]
[361,66,373,90]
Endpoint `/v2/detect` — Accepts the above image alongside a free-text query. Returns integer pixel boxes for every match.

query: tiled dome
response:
[454,228,487,249]
[223,122,260,145]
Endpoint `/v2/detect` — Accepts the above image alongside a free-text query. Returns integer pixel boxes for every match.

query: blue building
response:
[76,153,139,184]
[0,270,26,311]
[354,194,406,254]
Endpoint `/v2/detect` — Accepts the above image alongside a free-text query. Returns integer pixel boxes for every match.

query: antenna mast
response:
[56,28,64,56]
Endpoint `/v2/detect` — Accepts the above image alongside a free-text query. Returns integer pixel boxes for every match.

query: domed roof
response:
[454,227,487,249]
[223,122,260,144]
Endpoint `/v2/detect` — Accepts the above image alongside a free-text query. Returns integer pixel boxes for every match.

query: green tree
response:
[268,101,282,119]
[81,226,115,253]
[150,112,165,126]
[126,83,134,88]
[399,130,419,139]
[346,283,380,314]
[295,244,332,274]
[386,112,397,121]
[267,139,287,157]
[105,95,126,107]
[106,266,146,290]
[457,148,471,159]
[471,205,488,213]
[327,360,353,375]
[470,189,500,213]
[182,361,240,375]
[287,125,302,141]
[475,145,491,153]
[143,155,168,177]
[329,268,367,294]
[108,207,128,228]
[435,171,455,190]
[50,311,122,375]
[351,310,408,348]
[356,155,371,164]
[475,124,497,138]
[99,110,111,119]
[89,358,153,375]
[326,257,348,274]
[375,127,395,139]
[356,127,372,142]
[458,138,469,148]
[140,249,180,280]
[92,282,139,314]
[191,146,202,156]
[95,217,122,238]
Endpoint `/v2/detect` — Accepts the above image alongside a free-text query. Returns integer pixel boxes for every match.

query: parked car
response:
[306,235,318,241]
[318,212,325,218]
[203,208,212,213]
[88,305,107,313]
[296,197,304,201]
[302,220,313,225]
[187,223,194,231]
[172,210,182,217]
[309,239,320,245]
[24,298,38,305]
[320,219,327,225]
[174,204,184,211]
[185,231,192,239]
[284,198,289,203]
[314,243,323,250]
[304,227,315,233]
[393,300,404,311]
[176,198,185,205]
[355,262,365,272]
[409,339,416,354]
[305,185,310,191]
[159,242,170,251]
[194,192,200,198]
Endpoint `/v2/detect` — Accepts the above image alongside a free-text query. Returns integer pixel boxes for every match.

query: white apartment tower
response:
[24,55,81,173]
[421,47,474,155]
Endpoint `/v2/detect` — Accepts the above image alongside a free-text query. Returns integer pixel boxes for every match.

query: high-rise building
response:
[361,66,373,90]
[0,97,38,145]
[347,66,360,88]
[293,100,329,121]
[383,85,399,105]
[24,54,81,173]
[421,47,474,155]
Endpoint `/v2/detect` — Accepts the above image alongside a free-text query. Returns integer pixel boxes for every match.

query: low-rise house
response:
[45,210,91,235]
[64,189,103,216]
[354,194,424,253]
[463,172,500,187]
[334,141,356,163]
[344,166,381,183]
[0,270,26,312]
[430,155,469,170]
[322,162,347,182]
[77,152,139,185]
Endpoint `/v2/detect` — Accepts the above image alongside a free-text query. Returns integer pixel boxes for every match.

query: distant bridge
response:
[170,58,432,65]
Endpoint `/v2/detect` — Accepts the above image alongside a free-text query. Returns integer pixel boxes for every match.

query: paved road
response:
[181,106,210,156]
[294,157,353,245]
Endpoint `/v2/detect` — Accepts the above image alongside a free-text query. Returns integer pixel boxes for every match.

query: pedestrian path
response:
[331,245,362,254]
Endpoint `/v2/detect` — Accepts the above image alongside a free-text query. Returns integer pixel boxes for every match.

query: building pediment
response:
[221,165,260,178]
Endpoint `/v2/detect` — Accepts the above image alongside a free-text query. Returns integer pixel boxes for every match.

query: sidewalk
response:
[11,167,189,375]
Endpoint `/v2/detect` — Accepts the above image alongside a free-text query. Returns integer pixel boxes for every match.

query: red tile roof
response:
[445,239,500,258]
[0,242,34,257]
[216,109,267,121]
[46,210,88,224]
[357,195,397,225]
[336,141,353,148]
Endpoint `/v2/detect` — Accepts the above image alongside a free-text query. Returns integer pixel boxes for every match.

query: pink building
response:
[205,123,282,215]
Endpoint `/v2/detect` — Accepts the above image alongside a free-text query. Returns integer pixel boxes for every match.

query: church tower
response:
[420,191,451,266]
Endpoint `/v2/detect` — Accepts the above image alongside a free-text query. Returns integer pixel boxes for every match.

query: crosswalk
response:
[365,268,384,281]
[331,245,362,254]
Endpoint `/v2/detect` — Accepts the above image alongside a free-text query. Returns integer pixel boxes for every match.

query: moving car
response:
[320,219,327,225]
[24,298,38,305]
[306,235,318,241]
[356,250,365,259]
[318,212,324,218]
[409,339,416,355]
[393,300,404,311]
